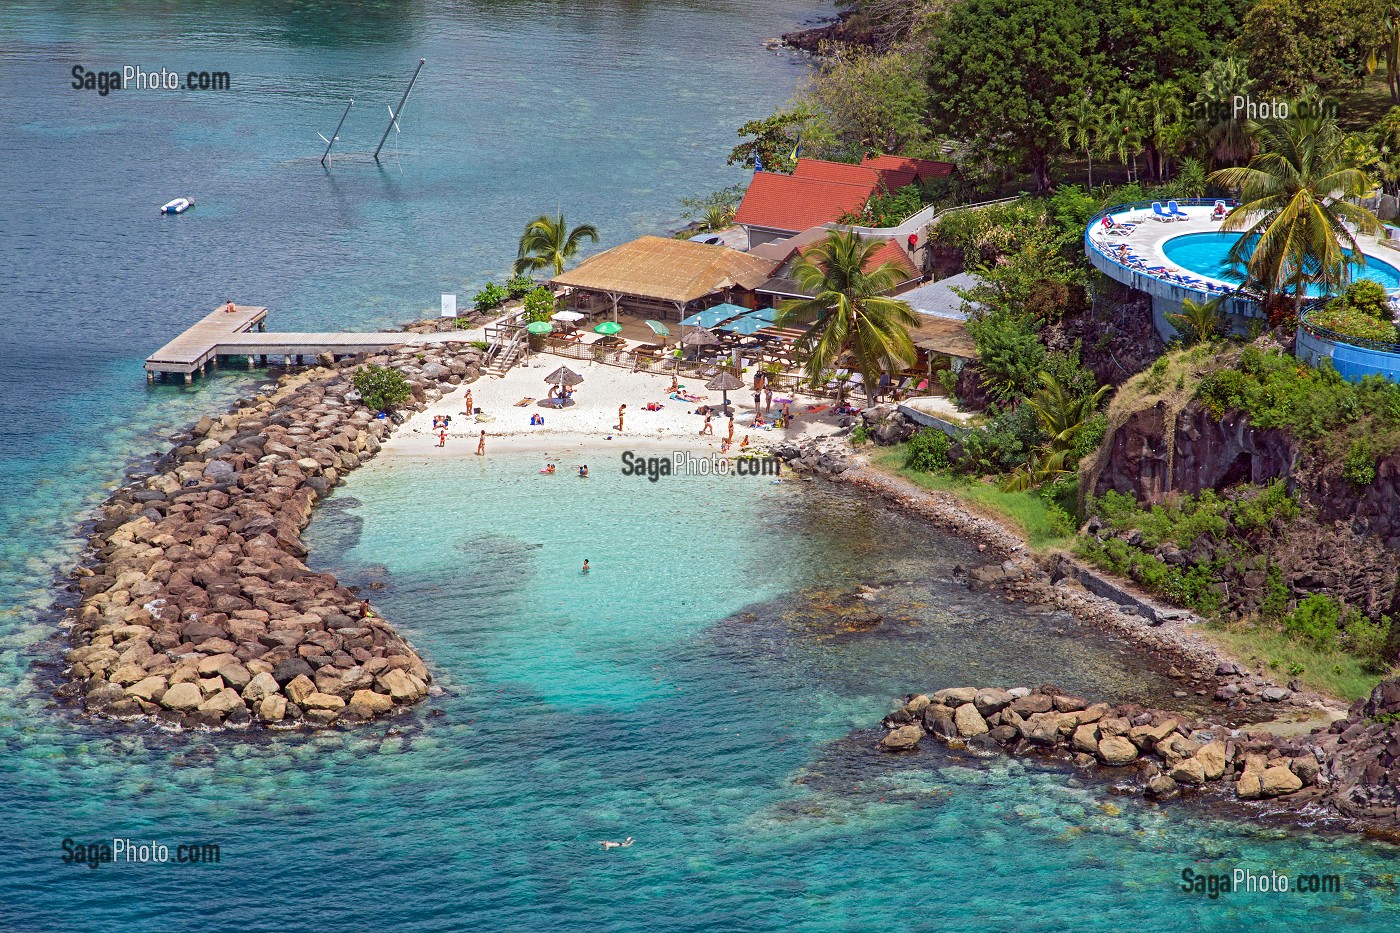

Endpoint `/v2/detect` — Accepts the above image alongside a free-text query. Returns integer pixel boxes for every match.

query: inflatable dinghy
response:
[160,197,193,214]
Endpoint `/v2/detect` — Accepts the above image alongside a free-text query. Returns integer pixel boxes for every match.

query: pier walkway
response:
[144,305,479,382]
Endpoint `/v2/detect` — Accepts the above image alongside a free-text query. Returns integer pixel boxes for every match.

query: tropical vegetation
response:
[774,229,921,402]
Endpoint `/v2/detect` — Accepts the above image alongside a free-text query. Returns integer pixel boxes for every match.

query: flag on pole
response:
[754,149,764,173]
[790,137,802,162]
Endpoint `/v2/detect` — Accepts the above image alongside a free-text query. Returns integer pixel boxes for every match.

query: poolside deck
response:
[1089,205,1398,292]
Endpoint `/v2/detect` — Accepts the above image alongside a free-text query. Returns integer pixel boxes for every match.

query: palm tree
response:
[1369,5,1400,104]
[699,202,735,232]
[1001,372,1110,491]
[1208,114,1383,322]
[1167,296,1227,345]
[1196,58,1255,168]
[1104,88,1146,183]
[512,212,600,276]
[1140,81,1185,182]
[1058,95,1103,191]
[774,229,920,404]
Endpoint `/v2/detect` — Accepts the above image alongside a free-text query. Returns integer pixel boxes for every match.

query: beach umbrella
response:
[594,321,623,336]
[544,366,584,387]
[526,321,553,335]
[644,320,671,338]
[682,328,719,347]
[705,370,745,408]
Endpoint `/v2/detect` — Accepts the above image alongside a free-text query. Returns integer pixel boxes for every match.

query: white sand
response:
[381,356,844,459]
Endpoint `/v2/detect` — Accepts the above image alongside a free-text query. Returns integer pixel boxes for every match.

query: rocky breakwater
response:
[61,341,485,730]
[878,678,1400,835]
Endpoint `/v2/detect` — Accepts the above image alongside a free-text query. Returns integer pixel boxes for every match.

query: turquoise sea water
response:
[1162,231,1400,293]
[2,3,1400,929]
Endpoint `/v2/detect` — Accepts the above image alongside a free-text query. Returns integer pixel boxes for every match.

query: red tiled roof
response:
[733,171,877,234]
[860,154,956,189]
[792,158,883,189]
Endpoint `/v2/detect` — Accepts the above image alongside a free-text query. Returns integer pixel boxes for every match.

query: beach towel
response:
[805,405,830,414]
[514,398,534,407]
[475,413,495,423]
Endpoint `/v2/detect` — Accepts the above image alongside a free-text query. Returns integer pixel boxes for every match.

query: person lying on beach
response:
[671,391,703,403]
[645,401,663,411]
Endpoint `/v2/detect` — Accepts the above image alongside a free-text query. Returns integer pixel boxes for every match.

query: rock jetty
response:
[61,339,485,730]
[879,678,1400,835]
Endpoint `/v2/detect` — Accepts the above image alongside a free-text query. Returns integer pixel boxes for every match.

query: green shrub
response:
[1282,594,1343,651]
[505,274,536,299]
[1309,302,1399,343]
[1342,438,1378,487]
[955,404,1044,474]
[352,365,412,412]
[473,282,508,313]
[851,424,872,446]
[905,428,952,471]
[1339,279,1391,321]
[523,286,556,322]
[470,339,489,351]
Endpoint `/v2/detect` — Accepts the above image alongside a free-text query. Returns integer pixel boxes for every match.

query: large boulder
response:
[880,725,923,750]
[1169,757,1206,786]
[1097,735,1139,766]
[1196,740,1228,780]
[161,682,203,711]
[954,703,989,737]
[1260,765,1303,797]
[1071,724,1101,755]
[241,671,280,703]
[973,689,1013,718]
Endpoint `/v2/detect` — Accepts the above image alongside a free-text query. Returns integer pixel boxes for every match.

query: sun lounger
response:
[514,398,534,407]
[1151,202,1172,222]
[1167,200,1189,221]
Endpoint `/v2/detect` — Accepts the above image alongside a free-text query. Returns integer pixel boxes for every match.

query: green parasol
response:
[526,321,554,335]
[594,321,623,335]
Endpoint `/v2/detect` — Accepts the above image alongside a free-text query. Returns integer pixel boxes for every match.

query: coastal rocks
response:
[880,724,923,750]
[879,676,1400,835]
[62,340,482,730]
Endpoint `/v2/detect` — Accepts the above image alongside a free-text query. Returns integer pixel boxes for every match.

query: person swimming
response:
[582,559,590,574]
[541,463,556,475]
[578,464,589,477]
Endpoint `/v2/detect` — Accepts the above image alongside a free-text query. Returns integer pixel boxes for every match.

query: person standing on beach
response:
[437,428,447,448]
[476,430,486,456]
[763,385,773,413]
[617,404,626,431]
[726,416,734,445]
[700,414,713,436]
[464,389,474,417]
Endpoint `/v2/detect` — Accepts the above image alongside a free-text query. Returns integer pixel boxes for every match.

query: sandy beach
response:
[381,355,845,459]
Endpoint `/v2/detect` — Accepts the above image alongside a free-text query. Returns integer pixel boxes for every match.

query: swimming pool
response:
[1161,231,1400,294]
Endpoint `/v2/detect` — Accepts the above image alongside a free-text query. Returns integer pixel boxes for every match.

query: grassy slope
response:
[867,445,1076,552]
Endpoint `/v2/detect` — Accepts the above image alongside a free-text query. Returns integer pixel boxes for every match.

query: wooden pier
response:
[145,304,474,383]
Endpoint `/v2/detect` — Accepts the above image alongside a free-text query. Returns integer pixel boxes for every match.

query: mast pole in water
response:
[375,59,426,162]
[320,99,353,166]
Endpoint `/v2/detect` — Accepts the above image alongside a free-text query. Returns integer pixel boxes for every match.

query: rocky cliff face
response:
[1089,398,1400,553]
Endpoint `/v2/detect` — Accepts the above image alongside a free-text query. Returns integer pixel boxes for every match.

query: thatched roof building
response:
[550,236,777,320]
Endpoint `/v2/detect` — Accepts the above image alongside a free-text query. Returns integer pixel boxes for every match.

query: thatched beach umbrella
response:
[705,370,745,408]
[682,328,719,347]
[544,366,584,387]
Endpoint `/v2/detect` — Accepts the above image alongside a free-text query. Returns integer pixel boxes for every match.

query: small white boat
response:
[160,197,193,215]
